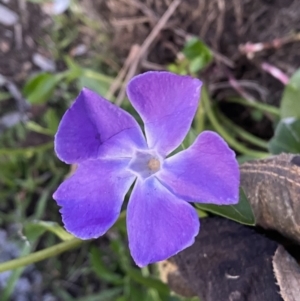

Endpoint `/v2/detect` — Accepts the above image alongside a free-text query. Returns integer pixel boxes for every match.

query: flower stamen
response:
[147,158,160,172]
[128,150,162,180]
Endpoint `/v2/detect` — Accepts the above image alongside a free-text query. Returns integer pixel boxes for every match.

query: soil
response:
[2,0,300,139]
[2,0,300,95]
[90,0,300,139]
[95,0,300,102]
[0,0,51,83]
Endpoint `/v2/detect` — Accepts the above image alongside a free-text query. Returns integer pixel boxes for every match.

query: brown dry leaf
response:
[273,246,300,301]
[162,217,282,301]
[158,259,196,297]
[241,153,300,244]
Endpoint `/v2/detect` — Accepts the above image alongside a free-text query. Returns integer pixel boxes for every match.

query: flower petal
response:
[127,177,199,267]
[127,72,202,156]
[53,159,135,239]
[55,88,146,164]
[157,131,240,205]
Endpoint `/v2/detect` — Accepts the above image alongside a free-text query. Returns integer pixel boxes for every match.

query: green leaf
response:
[126,268,170,296]
[26,121,54,136]
[268,117,300,154]
[181,128,197,149]
[64,55,83,82]
[280,69,300,118]
[89,246,123,285]
[44,108,59,134]
[78,69,111,96]
[25,221,74,242]
[24,223,47,241]
[183,38,213,73]
[23,72,64,104]
[0,142,53,157]
[76,288,123,301]
[196,209,208,218]
[196,188,255,225]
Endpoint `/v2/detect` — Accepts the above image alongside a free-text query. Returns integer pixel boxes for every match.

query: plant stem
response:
[195,98,206,134]
[2,244,31,301]
[216,110,269,150]
[227,97,280,117]
[202,87,269,158]
[0,239,83,273]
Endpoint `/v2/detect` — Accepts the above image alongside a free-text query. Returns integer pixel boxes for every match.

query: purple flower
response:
[53,71,240,267]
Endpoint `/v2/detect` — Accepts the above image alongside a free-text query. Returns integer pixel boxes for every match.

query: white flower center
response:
[128,150,162,180]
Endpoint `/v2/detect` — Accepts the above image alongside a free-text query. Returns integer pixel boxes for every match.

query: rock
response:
[32,53,56,72]
[42,0,70,15]
[0,4,19,26]
[0,230,57,301]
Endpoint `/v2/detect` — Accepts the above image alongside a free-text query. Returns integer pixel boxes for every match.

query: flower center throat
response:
[128,150,162,180]
[147,158,160,172]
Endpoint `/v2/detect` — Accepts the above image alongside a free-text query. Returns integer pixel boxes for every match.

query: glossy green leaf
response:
[25,220,74,242]
[268,117,300,154]
[183,37,213,73]
[196,187,255,225]
[280,69,300,118]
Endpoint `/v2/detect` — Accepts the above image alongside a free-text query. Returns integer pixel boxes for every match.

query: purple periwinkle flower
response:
[53,71,240,267]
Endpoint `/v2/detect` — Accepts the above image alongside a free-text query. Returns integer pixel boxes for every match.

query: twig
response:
[129,0,234,68]
[14,23,23,49]
[121,0,158,23]
[106,45,140,100]
[137,0,181,64]
[239,33,300,59]
[210,80,268,101]
[261,62,289,85]
[226,72,255,103]
[111,16,151,27]
[115,54,140,106]
[232,0,242,35]
[211,50,235,68]
[18,0,28,28]
[115,0,182,106]
[141,60,165,70]
[214,0,225,50]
